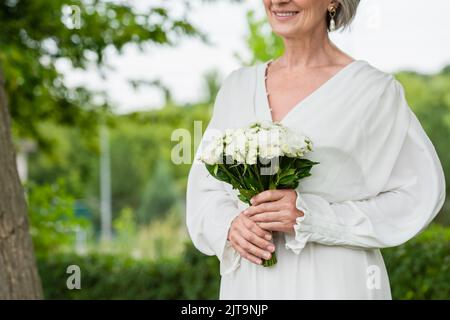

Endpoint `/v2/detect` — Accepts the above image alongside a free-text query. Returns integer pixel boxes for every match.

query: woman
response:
[186,0,446,299]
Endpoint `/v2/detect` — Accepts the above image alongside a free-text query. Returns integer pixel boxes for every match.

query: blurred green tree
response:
[26,179,89,255]
[201,69,222,105]
[137,159,180,225]
[112,206,137,251]
[234,10,284,66]
[0,0,224,298]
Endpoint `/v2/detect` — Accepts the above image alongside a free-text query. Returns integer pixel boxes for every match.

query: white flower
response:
[223,129,234,145]
[280,127,313,157]
[246,147,258,164]
[200,121,313,166]
[257,126,283,159]
[245,128,259,164]
[224,128,247,163]
[200,135,223,165]
[260,120,281,131]
[264,144,283,159]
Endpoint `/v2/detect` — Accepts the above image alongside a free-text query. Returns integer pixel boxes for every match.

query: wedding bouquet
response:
[199,121,319,267]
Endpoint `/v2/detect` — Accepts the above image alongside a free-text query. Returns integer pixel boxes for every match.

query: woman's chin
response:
[272,27,303,39]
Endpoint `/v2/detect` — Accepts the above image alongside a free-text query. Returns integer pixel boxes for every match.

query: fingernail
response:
[268,245,275,252]
[250,198,255,204]
[257,259,262,265]
[264,253,271,259]
[265,234,272,240]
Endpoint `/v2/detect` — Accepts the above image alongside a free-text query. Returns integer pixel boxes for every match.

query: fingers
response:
[257,221,285,232]
[240,221,275,253]
[234,232,273,262]
[233,242,263,265]
[250,189,285,206]
[243,216,272,240]
[228,214,276,265]
[248,211,281,223]
[243,201,282,217]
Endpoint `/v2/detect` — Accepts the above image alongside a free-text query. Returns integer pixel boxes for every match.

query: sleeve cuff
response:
[284,190,313,255]
[220,239,241,276]
[218,200,246,276]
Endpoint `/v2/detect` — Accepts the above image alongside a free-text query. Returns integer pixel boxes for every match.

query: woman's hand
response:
[243,189,305,234]
[227,212,276,265]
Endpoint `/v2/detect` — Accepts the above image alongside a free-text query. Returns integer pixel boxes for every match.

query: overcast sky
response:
[60,0,450,113]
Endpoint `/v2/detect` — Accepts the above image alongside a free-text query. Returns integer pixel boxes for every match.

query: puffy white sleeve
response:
[284,79,446,254]
[186,71,242,276]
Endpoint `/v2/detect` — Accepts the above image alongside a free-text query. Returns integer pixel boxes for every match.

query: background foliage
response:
[1,1,448,299]
[37,225,450,299]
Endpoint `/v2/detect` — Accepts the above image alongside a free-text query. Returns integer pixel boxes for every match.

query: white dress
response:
[185,59,446,300]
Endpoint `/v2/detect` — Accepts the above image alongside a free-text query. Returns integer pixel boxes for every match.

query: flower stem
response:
[262,250,277,267]
[262,230,277,267]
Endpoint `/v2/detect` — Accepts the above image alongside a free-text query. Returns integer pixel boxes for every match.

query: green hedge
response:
[38,243,220,299]
[382,225,450,299]
[38,225,450,299]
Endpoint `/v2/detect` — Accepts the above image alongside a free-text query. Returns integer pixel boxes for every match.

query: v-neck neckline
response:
[260,58,363,124]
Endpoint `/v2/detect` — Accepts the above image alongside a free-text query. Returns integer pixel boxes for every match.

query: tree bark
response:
[0,68,43,299]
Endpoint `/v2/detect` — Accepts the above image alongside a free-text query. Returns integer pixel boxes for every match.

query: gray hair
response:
[327,0,360,32]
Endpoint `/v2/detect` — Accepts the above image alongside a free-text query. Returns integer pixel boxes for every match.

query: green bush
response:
[26,180,90,254]
[37,241,220,300]
[381,224,450,299]
[38,225,450,299]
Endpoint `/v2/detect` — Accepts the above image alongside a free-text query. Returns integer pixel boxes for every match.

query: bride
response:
[185,0,446,299]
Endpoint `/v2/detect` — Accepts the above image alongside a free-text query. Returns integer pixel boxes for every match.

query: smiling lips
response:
[272,10,301,21]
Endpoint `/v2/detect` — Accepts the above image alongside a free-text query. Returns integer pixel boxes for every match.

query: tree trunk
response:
[0,68,43,299]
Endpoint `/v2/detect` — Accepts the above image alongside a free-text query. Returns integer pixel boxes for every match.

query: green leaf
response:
[238,194,250,205]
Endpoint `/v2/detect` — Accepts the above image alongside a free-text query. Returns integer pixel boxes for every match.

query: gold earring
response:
[328,7,336,31]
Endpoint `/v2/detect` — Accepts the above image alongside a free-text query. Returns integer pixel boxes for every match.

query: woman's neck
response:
[277,30,342,70]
